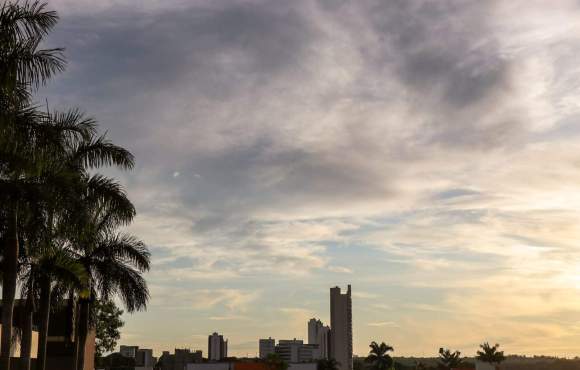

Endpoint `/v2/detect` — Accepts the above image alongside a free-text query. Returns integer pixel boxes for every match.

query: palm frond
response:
[72,135,134,170]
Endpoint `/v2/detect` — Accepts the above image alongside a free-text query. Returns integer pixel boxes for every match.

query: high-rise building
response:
[259,337,276,359]
[330,285,352,370]
[308,318,330,359]
[208,332,228,361]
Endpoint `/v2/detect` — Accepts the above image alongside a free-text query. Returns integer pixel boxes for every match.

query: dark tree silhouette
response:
[476,343,505,367]
[365,341,394,370]
[438,348,463,370]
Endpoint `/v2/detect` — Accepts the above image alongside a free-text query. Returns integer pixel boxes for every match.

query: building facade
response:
[208,332,228,361]
[120,345,139,358]
[158,348,203,370]
[275,339,321,363]
[259,337,275,359]
[118,345,156,369]
[330,285,353,370]
[307,319,330,359]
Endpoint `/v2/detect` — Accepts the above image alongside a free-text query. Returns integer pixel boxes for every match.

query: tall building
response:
[259,337,275,359]
[208,332,228,361]
[330,285,352,370]
[308,319,330,359]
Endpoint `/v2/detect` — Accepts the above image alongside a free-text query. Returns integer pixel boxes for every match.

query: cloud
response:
[367,321,399,328]
[40,0,580,357]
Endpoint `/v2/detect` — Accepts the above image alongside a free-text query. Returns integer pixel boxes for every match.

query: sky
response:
[37,0,580,359]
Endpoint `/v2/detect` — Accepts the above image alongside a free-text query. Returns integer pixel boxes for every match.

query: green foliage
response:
[94,299,124,359]
[438,348,463,369]
[476,343,505,365]
[366,341,395,370]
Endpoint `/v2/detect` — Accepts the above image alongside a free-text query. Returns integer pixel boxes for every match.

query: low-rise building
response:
[119,345,156,369]
[157,348,203,370]
[275,339,321,363]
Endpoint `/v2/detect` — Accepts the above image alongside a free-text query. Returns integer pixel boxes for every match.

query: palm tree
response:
[365,341,394,370]
[18,243,88,370]
[64,175,149,370]
[5,106,127,370]
[0,2,65,367]
[438,348,462,370]
[476,343,505,368]
[2,105,133,370]
[318,358,340,370]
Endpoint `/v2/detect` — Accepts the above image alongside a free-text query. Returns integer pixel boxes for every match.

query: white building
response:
[330,285,353,370]
[259,337,275,359]
[275,339,320,363]
[208,332,228,361]
[307,319,330,359]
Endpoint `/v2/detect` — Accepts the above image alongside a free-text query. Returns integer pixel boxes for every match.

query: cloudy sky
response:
[40,0,580,358]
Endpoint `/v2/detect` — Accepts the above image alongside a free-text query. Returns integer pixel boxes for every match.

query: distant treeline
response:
[384,357,580,370]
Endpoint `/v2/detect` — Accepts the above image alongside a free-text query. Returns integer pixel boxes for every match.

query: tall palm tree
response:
[18,243,87,370]
[365,341,394,370]
[2,106,133,370]
[438,348,462,370]
[63,175,149,370]
[0,2,65,367]
[476,343,505,368]
[34,126,135,370]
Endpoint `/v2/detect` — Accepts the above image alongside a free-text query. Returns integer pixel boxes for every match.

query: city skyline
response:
[32,0,580,359]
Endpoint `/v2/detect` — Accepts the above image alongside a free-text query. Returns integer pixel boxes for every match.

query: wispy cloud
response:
[41,0,580,357]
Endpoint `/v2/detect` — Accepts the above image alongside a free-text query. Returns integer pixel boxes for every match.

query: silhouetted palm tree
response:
[365,341,394,370]
[476,343,505,368]
[438,348,462,370]
[0,1,65,367]
[18,244,87,370]
[65,177,149,370]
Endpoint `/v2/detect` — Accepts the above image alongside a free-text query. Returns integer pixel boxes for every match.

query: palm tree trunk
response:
[71,299,79,370]
[75,299,90,370]
[1,208,18,370]
[37,279,52,370]
[20,294,35,370]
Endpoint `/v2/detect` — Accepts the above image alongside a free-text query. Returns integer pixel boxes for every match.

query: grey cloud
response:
[40,0,568,279]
